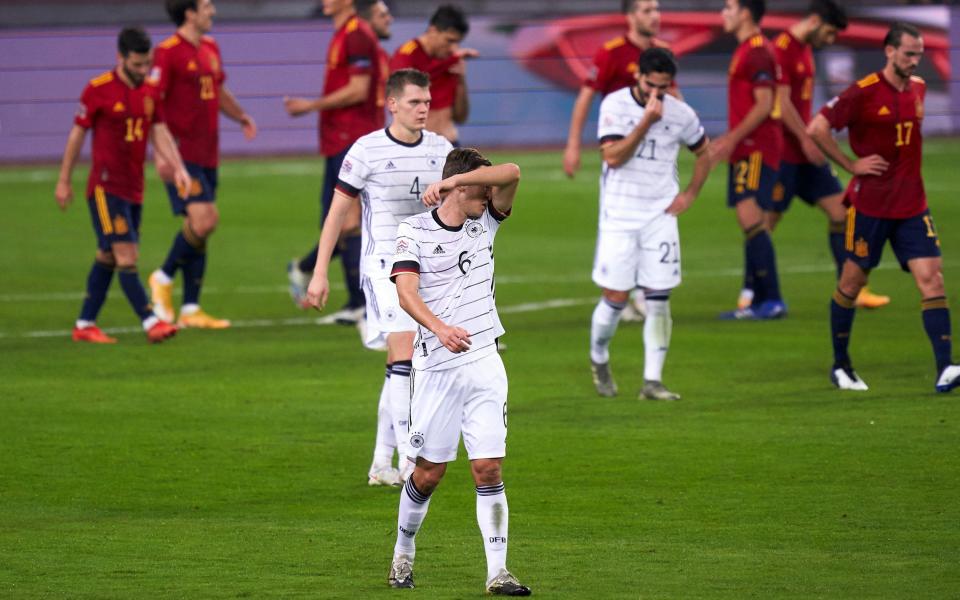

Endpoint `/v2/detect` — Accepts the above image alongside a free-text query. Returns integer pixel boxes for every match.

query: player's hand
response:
[55,180,73,211]
[852,154,889,177]
[240,114,257,140]
[562,144,581,178]
[155,154,175,183]
[435,323,471,353]
[455,47,480,60]
[305,273,330,311]
[665,190,695,216]
[707,134,732,166]
[642,93,663,125]
[173,167,192,199]
[800,136,827,166]
[422,176,458,207]
[283,96,314,117]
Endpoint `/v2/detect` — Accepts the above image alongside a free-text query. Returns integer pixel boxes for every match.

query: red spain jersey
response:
[584,35,670,96]
[728,34,783,168]
[820,72,927,219]
[75,70,162,204]
[149,33,224,168]
[773,31,814,164]
[390,38,461,110]
[320,16,383,156]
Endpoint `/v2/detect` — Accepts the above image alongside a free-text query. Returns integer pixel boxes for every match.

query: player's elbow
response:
[806,117,828,141]
[503,163,521,182]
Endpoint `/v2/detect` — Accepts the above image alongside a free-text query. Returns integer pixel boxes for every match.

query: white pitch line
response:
[1,261,895,304]
[3,297,593,340]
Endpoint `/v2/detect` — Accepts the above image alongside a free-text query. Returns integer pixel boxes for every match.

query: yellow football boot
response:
[177,308,231,329]
[855,286,890,309]
[149,270,175,323]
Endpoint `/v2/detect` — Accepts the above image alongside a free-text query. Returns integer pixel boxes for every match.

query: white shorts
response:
[407,353,508,464]
[362,269,417,351]
[592,212,681,292]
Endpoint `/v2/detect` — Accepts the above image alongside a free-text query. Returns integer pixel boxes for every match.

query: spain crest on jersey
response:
[209,55,219,73]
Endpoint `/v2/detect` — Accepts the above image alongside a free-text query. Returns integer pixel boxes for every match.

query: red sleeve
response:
[74,84,97,129]
[584,46,610,91]
[212,42,226,85]
[819,83,861,131]
[148,46,172,97]
[389,50,414,71]
[772,44,793,88]
[150,88,165,124]
[344,29,376,75]
[743,47,777,89]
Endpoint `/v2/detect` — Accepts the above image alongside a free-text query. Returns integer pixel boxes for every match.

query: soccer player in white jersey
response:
[386,148,530,596]
[589,47,712,401]
[305,68,452,486]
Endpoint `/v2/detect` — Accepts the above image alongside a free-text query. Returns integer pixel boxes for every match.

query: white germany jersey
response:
[597,88,705,231]
[337,128,453,279]
[391,206,507,372]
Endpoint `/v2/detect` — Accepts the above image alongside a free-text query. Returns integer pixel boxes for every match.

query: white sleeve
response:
[597,95,630,141]
[390,218,422,280]
[337,140,371,194]
[679,106,706,148]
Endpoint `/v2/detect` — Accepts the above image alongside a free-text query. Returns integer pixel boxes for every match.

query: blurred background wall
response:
[0,1,955,162]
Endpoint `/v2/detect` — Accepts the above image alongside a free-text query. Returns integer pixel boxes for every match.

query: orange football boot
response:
[146,320,178,343]
[72,325,118,344]
[855,286,890,309]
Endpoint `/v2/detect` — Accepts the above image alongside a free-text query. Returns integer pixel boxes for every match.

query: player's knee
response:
[602,289,629,305]
[470,459,502,486]
[413,460,445,493]
[95,250,116,267]
[916,270,944,296]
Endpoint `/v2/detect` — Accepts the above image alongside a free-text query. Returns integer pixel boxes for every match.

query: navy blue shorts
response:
[845,208,941,272]
[87,186,142,251]
[771,161,843,213]
[727,154,779,210]
[165,162,217,215]
[320,148,349,226]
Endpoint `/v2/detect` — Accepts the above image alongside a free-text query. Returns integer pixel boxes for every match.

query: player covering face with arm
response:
[387,149,529,595]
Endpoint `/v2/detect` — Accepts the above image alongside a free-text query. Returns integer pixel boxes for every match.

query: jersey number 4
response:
[410,176,421,201]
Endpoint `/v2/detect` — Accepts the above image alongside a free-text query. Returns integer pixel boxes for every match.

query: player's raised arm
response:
[55,125,88,211]
[422,162,521,214]
[601,93,662,168]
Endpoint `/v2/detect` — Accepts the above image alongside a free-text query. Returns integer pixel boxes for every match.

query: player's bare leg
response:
[390,459,446,589]
[471,458,530,596]
[590,288,628,396]
[818,193,890,309]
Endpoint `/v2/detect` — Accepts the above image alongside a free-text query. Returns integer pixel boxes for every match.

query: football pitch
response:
[1,143,958,598]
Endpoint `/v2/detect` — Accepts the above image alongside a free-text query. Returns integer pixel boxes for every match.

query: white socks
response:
[389,361,413,462]
[643,297,672,382]
[590,298,625,364]
[372,367,396,469]
[394,477,432,561]
[477,483,509,583]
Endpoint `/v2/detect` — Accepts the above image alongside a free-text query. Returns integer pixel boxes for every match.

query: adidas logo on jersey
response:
[878,105,891,116]
[385,161,396,170]
[433,244,445,255]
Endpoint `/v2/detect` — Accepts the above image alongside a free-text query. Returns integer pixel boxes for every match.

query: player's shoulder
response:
[773,32,794,51]
[651,37,671,50]
[856,72,881,89]
[910,74,926,89]
[397,38,420,56]
[200,35,220,50]
[422,130,453,150]
[663,93,697,120]
[600,86,634,111]
[88,70,115,88]
[157,34,182,50]
[602,35,627,52]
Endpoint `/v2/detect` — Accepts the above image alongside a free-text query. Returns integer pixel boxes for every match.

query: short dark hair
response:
[386,68,430,98]
[809,0,847,30]
[442,147,491,179]
[356,0,380,20]
[621,0,653,15]
[639,47,676,77]
[166,0,198,27]
[429,5,469,36]
[738,0,765,25]
[118,26,152,56]
[884,22,921,49]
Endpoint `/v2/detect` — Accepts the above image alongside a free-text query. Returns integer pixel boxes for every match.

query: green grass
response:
[1,142,959,598]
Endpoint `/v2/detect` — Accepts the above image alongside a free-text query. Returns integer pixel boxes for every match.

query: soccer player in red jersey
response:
[760,1,890,312]
[712,0,786,321]
[148,0,257,330]
[563,0,668,179]
[390,5,477,146]
[284,0,384,324]
[55,27,189,344]
[808,22,960,392]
